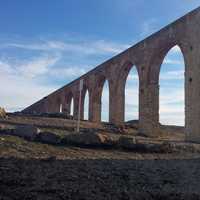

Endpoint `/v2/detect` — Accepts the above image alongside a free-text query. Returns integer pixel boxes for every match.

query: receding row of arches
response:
[60,45,185,126]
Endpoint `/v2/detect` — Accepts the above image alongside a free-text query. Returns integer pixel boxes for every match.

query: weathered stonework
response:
[23,7,200,142]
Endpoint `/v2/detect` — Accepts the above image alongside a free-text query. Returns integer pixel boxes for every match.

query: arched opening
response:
[84,90,89,120]
[59,104,63,113]
[70,97,74,116]
[101,80,109,122]
[159,45,185,126]
[125,66,139,122]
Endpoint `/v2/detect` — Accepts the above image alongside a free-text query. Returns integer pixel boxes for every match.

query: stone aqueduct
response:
[23,7,200,142]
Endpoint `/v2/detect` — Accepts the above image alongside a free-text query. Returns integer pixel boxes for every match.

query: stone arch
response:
[101,79,109,122]
[83,89,89,120]
[110,61,140,123]
[70,97,74,116]
[144,40,188,133]
[124,66,140,122]
[138,38,188,136]
[90,73,111,122]
[148,40,187,84]
[55,96,62,113]
[116,61,140,87]
[81,84,90,120]
[64,91,74,116]
[159,45,186,126]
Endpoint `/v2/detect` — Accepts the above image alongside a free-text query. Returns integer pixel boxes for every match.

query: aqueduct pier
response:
[23,7,200,142]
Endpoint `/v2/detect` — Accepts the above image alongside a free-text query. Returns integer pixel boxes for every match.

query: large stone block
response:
[62,132,115,147]
[13,125,40,141]
[38,132,61,144]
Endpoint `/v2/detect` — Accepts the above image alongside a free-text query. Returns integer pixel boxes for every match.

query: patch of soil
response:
[1,157,200,200]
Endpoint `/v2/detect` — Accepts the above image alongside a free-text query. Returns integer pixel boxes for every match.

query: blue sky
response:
[0,0,199,125]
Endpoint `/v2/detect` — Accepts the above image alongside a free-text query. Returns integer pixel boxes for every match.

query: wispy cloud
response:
[19,55,61,78]
[49,66,87,79]
[163,58,184,65]
[170,45,182,53]
[5,39,131,56]
[0,54,61,78]
[0,60,57,111]
[0,36,132,112]
[160,70,184,80]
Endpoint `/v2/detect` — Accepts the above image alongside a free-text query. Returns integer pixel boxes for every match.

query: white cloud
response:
[0,54,61,78]
[5,39,131,56]
[0,55,63,111]
[0,54,90,112]
[160,70,184,80]
[91,40,130,54]
[0,61,57,112]
[19,55,60,78]
[159,103,184,126]
[0,37,131,113]
[49,66,87,79]
[163,58,184,65]
[127,74,139,81]
[170,45,182,54]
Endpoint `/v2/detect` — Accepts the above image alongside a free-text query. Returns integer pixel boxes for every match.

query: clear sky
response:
[0,0,199,125]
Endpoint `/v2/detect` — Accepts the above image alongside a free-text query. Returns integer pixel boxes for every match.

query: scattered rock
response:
[0,107,6,118]
[117,136,173,153]
[62,132,114,147]
[13,125,40,141]
[118,136,137,149]
[38,132,61,145]
[103,123,126,134]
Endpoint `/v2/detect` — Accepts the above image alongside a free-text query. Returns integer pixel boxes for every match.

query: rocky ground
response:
[1,114,200,199]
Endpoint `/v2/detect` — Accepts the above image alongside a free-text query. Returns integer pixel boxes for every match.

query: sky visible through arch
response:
[0,0,199,125]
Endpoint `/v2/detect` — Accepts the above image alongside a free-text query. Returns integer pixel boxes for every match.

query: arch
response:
[70,97,74,116]
[159,45,185,126]
[114,61,140,123]
[117,61,140,87]
[56,97,62,113]
[64,91,74,116]
[124,66,139,122]
[59,104,63,113]
[148,41,187,84]
[83,89,89,120]
[101,79,109,122]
